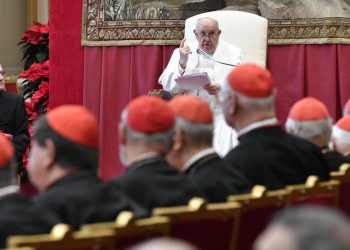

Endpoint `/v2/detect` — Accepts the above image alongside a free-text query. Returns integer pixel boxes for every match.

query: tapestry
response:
[81,0,225,46]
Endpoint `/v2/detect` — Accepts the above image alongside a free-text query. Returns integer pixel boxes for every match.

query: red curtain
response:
[268,44,350,123]
[50,1,350,179]
[83,46,176,179]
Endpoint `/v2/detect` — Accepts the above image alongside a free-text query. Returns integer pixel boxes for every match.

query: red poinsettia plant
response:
[18,21,49,70]
[18,22,50,136]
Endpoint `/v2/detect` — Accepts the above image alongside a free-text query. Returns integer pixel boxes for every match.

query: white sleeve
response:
[158,48,183,94]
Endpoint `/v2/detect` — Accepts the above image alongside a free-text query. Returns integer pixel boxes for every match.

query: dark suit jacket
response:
[224,126,330,190]
[33,171,146,229]
[0,91,30,172]
[323,150,350,172]
[111,157,201,212]
[0,191,59,248]
[185,152,253,202]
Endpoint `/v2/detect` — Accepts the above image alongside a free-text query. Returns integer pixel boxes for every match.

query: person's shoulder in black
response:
[0,192,59,248]
[185,152,252,202]
[111,157,201,212]
[323,150,350,172]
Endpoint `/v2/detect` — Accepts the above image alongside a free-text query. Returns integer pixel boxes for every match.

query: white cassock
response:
[159,39,246,156]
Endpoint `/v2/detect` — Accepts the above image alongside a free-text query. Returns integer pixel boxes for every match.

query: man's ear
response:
[43,139,56,170]
[217,29,222,36]
[118,123,126,145]
[173,128,185,151]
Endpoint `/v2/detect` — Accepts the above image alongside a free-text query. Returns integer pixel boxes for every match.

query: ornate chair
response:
[81,211,171,250]
[184,10,268,67]
[285,175,340,207]
[153,197,241,250]
[228,185,289,250]
[331,163,350,215]
[7,224,114,250]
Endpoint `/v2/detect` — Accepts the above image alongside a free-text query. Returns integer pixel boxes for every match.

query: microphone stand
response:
[196,48,238,67]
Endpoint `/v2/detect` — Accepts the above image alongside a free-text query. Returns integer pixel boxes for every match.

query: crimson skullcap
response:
[336,115,350,131]
[289,97,330,121]
[226,63,274,98]
[0,132,14,167]
[47,105,98,148]
[168,95,213,124]
[127,96,175,133]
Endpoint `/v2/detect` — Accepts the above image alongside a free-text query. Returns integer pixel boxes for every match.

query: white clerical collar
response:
[182,148,216,173]
[237,118,279,137]
[0,185,19,199]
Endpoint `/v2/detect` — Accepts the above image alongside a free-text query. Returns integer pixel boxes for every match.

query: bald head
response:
[127,237,200,250]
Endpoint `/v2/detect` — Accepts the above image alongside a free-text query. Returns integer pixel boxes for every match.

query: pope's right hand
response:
[179,38,192,69]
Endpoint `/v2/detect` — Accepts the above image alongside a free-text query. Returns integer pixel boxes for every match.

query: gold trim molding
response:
[268,17,350,45]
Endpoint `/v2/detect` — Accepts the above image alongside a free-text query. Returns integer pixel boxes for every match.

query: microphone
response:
[196,48,238,67]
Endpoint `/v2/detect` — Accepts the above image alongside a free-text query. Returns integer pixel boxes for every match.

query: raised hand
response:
[204,83,221,95]
[179,38,192,69]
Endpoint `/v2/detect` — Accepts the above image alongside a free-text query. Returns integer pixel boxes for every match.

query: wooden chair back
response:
[228,185,289,250]
[81,211,171,250]
[286,175,340,207]
[331,163,350,215]
[7,224,114,250]
[153,198,241,250]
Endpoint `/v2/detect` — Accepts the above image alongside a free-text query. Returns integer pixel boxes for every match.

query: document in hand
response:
[175,72,211,90]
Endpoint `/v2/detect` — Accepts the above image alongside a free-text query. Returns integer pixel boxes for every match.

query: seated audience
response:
[254,205,350,250]
[330,115,350,159]
[28,105,145,229]
[222,64,329,190]
[166,95,252,202]
[127,237,200,250]
[285,97,350,171]
[343,99,350,116]
[148,89,173,101]
[109,96,201,212]
[0,132,58,247]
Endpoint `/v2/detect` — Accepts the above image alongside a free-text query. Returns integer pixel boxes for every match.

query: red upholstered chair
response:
[331,163,350,216]
[81,211,171,250]
[228,186,289,250]
[4,79,19,94]
[153,197,241,250]
[286,175,340,207]
[7,224,115,250]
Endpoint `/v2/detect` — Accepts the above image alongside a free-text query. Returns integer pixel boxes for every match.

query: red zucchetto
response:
[47,105,99,148]
[168,95,213,124]
[126,96,175,134]
[0,132,14,167]
[335,115,350,131]
[226,63,274,98]
[288,97,330,121]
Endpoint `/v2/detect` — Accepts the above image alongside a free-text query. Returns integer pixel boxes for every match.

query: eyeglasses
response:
[197,31,218,39]
[0,70,5,76]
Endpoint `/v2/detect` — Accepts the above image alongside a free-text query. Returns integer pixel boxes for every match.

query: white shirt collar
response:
[182,148,216,173]
[237,117,279,137]
[0,185,19,198]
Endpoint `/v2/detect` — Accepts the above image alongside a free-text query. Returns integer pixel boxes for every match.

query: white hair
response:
[221,80,275,111]
[121,110,174,151]
[175,117,213,146]
[195,17,220,30]
[332,125,350,151]
[286,118,333,140]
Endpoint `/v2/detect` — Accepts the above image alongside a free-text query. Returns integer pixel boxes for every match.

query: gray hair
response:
[175,117,213,146]
[271,206,350,250]
[285,118,332,140]
[195,17,220,30]
[332,125,350,151]
[221,80,275,112]
[121,110,175,151]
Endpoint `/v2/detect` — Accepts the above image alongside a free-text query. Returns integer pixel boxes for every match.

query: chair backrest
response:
[228,185,289,250]
[184,10,268,67]
[7,224,115,250]
[286,175,340,207]
[153,197,241,250]
[331,163,350,216]
[81,211,171,250]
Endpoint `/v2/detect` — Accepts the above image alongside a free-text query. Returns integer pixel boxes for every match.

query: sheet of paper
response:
[175,72,211,90]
